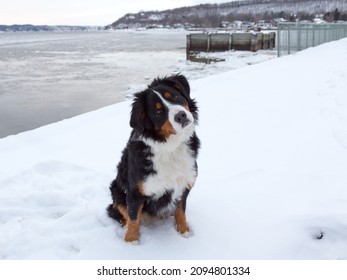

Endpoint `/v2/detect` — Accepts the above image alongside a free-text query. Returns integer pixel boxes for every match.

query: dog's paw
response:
[176,224,190,238]
[124,231,140,244]
[124,236,140,244]
[179,231,190,238]
[126,239,140,245]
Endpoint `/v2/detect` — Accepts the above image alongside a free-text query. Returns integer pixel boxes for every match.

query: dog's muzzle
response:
[174,111,190,128]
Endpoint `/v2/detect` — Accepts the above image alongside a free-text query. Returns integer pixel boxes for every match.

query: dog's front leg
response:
[175,188,190,237]
[124,194,144,243]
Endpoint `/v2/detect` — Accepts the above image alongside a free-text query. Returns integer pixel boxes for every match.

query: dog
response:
[107,74,200,243]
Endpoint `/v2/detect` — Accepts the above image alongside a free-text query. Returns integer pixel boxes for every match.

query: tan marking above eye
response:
[164,92,172,99]
[155,102,162,110]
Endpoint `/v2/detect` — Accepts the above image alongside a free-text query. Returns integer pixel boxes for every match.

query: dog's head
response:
[130,74,198,142]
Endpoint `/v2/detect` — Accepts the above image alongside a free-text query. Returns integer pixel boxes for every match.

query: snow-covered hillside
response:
[1,38,347,259]
[110,0,347,29]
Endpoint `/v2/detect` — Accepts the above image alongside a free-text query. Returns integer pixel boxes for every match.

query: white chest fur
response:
[142,138,197,201]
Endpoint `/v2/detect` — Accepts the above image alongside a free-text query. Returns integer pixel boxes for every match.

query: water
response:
[0,30,278,138]
[0,30,188,138]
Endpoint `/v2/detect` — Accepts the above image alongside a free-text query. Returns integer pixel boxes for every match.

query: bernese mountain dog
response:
[107,74,200,243]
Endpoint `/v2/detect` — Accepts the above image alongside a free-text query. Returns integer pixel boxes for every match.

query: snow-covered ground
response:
[1,38,347,260]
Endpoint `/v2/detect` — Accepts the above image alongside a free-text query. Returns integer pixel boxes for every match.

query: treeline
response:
[219,8,347,24]
[0,25,103,32]
[109,0,347,29]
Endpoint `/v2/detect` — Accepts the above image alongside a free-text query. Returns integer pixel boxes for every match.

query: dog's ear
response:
[166,74,198,121]
[130,91,145,133]
[170,74,191,99]
[162,74,191,101]
[130,90,152,133]
[151,74,191,100]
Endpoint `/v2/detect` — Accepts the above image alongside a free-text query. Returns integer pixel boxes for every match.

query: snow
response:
[1,38,347,259]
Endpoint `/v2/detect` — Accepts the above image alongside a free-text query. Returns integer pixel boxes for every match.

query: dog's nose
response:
[174,111,189,127]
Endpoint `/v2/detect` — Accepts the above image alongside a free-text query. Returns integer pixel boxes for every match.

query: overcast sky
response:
[1,0,232,26]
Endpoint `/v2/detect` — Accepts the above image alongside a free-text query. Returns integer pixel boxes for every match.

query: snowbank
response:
[1,38,347,259]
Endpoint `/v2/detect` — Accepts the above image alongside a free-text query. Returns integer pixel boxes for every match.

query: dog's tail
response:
[106,204,125,225]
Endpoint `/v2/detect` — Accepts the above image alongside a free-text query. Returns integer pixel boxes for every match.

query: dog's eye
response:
[156,109,163,115]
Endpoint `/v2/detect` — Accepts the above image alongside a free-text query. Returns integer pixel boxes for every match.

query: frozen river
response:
[0,29,276,138]
[0,30,189,138]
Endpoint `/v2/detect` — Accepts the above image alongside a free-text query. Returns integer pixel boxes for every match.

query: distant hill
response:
[0,25,103,32]
[107,0,347,29]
